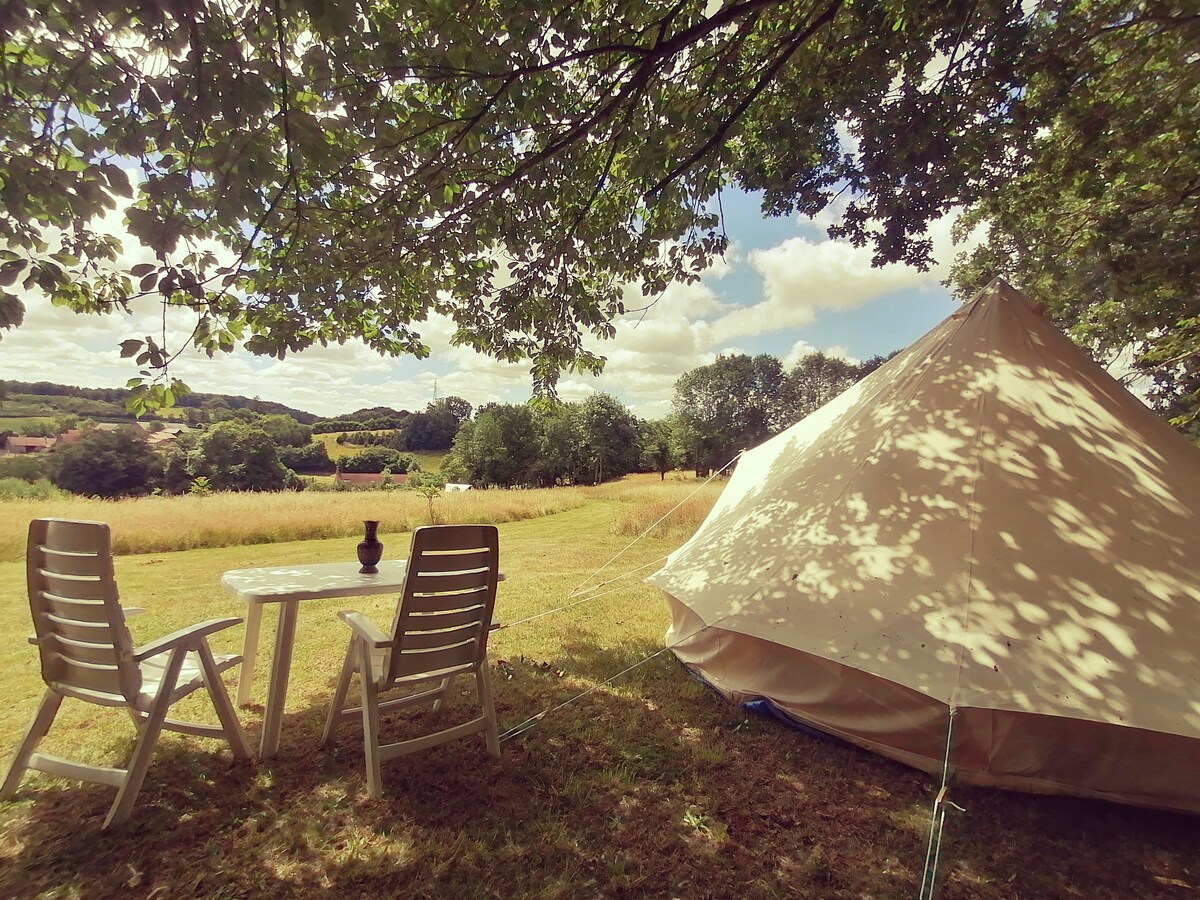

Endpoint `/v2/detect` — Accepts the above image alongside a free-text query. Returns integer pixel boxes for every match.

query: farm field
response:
[0,416,56,433]
[0,478,1197,897]
[315,431,368,459]
[408,450,446,471]
[0,482,593,563]
[314,432,445,470]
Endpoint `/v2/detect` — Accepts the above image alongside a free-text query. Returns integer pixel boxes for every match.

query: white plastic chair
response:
[322,524,501,797]
[1,518,250,828]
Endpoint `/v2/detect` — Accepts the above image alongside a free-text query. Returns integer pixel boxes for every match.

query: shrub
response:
[190,421,290,491]
[0,454,46,483]
[47,429,162,498]
[278,442,333,472]
[339,446,414,474]
[0,477,67,500]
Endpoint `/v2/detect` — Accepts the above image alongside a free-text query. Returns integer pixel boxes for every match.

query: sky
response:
[0,191,970,420]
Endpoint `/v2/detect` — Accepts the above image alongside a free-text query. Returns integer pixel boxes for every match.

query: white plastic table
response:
[222,560,504,757]
[222,561,414,757]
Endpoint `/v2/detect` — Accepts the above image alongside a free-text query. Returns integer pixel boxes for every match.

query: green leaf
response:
[0,291,26,329]
[0,259,26,286]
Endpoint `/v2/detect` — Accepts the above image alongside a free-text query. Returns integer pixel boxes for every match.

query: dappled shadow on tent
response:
[2,640,1198,899]
[650,280,1200,811]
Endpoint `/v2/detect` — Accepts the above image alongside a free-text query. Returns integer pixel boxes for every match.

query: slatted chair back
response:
[387,525,499,684]
[26,518,141,706]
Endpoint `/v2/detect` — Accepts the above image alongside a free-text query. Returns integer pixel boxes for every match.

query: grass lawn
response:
[315,432,368,459]
[0,416,56,433]
[314,433,445,472]
[0,488,1198,897]
[408,450,446,472]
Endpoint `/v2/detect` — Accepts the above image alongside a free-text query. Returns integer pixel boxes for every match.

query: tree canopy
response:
[47,427,161,497]
[190,420,293,490]
[673,349,888,472]
[949,4,1200,434]
[446,395,648,487]
[1,1,1194,415]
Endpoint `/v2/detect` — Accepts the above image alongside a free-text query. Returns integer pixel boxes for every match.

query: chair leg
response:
[476,662,501,759]
[197,641,251,760]
[430,676,455,713]
[1,690,64,800]
[104,647,186,829]
[321,638,358,747]
[357,639,384,799]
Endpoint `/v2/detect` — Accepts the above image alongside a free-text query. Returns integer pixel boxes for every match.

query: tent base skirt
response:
[667,600,1200,816]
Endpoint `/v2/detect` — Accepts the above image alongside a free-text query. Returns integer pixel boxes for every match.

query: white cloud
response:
[783,340,860,370]
[808,201,983,277]
[555,378,598,403]
[705,237,925,345]
[824,344,858,363]
[781,339,816,370]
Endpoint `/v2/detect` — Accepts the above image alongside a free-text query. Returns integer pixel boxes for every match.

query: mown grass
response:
[0,484,1197,898]
[0,417,56,432]
[408,450,446,472]
[315,432,366,459]
[313,433,443,471]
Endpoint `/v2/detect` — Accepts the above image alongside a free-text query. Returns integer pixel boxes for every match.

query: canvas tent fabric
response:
[647,279,1200,813]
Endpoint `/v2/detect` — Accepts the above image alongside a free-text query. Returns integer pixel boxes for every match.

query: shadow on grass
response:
[2,640,1198,899]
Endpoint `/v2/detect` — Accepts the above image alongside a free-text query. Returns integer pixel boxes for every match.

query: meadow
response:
[0,485,578,563]
[0,417,57,433]
[313,431,444,472]
[0,475,1197,898]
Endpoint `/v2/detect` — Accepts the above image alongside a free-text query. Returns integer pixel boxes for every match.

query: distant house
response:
[94,422,150,440]
[4,436,57,454]
[146,423,196,447]
[334,472,409,487]
[57,429,83,444]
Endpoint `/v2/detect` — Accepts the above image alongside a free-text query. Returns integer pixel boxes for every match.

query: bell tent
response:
[647,279,1200,813]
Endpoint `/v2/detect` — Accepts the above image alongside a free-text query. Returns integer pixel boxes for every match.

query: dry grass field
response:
[0,487,588,563]
[0,476,1197,897]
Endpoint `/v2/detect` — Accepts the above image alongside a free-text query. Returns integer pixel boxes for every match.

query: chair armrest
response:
[338,611,391,649]
[134,617,243,661]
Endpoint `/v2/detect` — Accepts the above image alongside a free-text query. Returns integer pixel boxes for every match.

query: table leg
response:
[260,600,299,758]
[237,600,264,707]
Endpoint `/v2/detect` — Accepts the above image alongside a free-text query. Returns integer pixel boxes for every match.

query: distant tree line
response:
[1,380,131,404]
[4,415,317,497]
[0,379,319,424]
[327,397,472,451]
[438,346,891,488]
[442,393,643,488]
[313,411,410,433]
[335,447,416,475]
[3,350,889,496]
[170,392,318,423]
